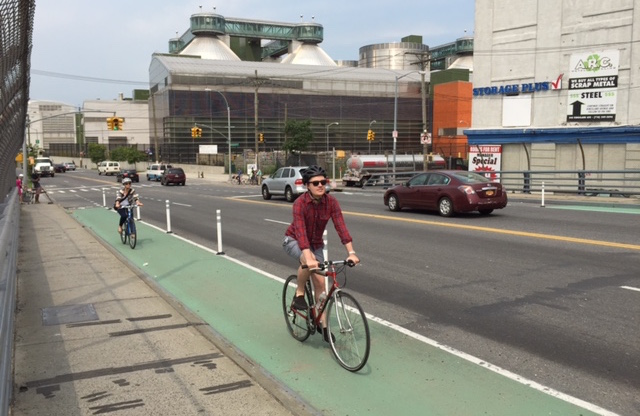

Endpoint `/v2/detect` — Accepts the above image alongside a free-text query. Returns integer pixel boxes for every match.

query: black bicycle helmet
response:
[302,165,327,184]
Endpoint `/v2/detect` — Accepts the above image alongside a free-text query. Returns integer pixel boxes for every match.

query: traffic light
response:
[371,131,375,141]
[107,117,114,130]
[367,129,373,141]
[196,127,202,137]
[113,117,123,131]
[191,127,197,138]
[259,133,264,143]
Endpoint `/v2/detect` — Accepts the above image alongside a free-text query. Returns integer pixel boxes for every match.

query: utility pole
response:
[408,51,431,170]
[250,70,268,169]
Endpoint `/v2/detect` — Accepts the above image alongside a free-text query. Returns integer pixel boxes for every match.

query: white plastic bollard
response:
[541,182,545,207]
[102,188,107,208]
[216,209,224,255]
[136,204,141,220]
[322,229,329,293]
[323,229,328,263]
[165,199,172,233]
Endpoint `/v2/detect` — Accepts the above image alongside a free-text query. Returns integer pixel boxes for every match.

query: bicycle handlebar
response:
[303,259,357,272]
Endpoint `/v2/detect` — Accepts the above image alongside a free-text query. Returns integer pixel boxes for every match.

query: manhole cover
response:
[42,304,99,326]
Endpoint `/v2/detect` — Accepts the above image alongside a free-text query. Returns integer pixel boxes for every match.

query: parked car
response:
[116,169,140,183]
[261,166,332,202]
[161,167,186,186]
[383,170,508,217]
[63,162,76,171]
[98,161,121,176]
[53,163,66,173]
[146,163,172,181]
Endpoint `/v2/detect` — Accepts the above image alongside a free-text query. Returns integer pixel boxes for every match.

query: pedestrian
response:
[114,177,143,234]
[282,165,359,342]
[16,174,24,203]
[256,167,263,185]
[237,167,243,184]
[31,171,41,203]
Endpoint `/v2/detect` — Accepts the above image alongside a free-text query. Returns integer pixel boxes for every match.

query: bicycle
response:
[119,205,138,249]
[283,260,370,372]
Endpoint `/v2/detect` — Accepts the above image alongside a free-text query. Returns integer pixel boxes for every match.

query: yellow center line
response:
[228,196,640,251]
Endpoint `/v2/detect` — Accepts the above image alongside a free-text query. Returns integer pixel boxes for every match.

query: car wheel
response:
[387,194,400,212]
[147,176,150,181]
[285,186,295,202]
[438,197,454,217]
[181,182,185,186]
[262,185,272,200]
[479,209,494,215]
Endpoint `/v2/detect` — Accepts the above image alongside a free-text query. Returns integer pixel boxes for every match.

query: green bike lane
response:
[72,207,614,416]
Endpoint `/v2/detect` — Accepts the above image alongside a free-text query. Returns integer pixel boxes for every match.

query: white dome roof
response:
[180,36,241,61]
[281,44,336,66]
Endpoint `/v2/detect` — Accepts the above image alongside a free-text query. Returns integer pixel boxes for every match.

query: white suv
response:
[146,164,172,181]
[261,166,331,202]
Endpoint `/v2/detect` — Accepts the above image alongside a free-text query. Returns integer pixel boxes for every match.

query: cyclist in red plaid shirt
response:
[283,165,359,342]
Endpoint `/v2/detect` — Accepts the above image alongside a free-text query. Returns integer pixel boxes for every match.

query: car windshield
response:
[452,171,494,184]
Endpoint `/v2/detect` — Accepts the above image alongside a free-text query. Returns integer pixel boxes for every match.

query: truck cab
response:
[34,157,54,177]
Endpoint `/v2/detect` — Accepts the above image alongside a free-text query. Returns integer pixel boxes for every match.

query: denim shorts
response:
[282,236,324,264]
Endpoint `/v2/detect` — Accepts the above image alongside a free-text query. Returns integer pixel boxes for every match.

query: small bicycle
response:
[283,260,370,372]
[120,205,138,249]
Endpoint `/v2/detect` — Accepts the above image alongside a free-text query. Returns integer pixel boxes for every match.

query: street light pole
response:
[393,71,425,177]
[326,121,339,153]
[205,88,232,180]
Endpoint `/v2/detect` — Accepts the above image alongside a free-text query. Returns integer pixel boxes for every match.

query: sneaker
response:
[292,295,308,310]
[322,327,336,343]
[118,226,122,234]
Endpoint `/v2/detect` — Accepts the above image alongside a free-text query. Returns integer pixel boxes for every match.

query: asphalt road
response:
[42,169,640,415]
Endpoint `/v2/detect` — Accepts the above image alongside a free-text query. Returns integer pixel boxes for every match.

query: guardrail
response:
[359,169,640,197]
[0,191,20,416]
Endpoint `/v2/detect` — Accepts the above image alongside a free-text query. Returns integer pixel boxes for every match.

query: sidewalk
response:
[12,203,297,415]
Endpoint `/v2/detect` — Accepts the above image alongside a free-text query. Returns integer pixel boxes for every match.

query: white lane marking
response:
[265,219,289,225]
[137,218,618,416]
[621,286,640,292]
[172,202,192,207]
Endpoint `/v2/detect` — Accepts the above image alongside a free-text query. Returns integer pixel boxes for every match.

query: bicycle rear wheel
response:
[128,218,137,249]
[282,275,311,342]
[326,291,370,372]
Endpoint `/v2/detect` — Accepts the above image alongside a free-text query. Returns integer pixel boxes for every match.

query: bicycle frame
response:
[283,259,370,372]
[306,261,344,328]
[120,205,138,249]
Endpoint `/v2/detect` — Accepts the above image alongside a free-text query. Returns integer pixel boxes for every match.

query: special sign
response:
[567,50,619,122]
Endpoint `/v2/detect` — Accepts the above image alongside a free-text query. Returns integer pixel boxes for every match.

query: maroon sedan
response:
[383,171,508,216]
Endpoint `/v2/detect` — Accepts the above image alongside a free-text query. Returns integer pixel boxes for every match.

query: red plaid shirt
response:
[285,192,352,251]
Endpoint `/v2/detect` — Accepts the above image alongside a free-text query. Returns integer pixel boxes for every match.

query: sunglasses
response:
[309,180,327,187]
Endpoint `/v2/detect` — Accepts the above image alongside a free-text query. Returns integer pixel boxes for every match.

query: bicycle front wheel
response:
[128,218,137,249]
[282,275,311,342]
[120,223,127,244]
[326,291,370,372]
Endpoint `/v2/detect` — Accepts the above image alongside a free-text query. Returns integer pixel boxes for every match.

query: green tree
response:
[88,143,107,165]
[110,146,147,164]
[283,119,313,154]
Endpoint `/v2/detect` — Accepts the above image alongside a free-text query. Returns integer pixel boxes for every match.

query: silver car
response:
[261,166,331,202]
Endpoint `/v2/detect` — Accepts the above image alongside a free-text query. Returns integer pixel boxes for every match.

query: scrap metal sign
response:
[567,50,619,122]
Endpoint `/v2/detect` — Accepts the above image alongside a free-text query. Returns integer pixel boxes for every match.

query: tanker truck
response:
[341,154,446,187]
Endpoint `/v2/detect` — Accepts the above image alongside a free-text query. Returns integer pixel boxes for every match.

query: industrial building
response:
[467,0,640,172]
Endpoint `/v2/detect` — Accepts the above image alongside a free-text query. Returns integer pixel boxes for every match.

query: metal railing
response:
[360,169,640,197]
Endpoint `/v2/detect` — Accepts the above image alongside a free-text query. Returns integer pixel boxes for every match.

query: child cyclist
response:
[114,177,143,234]
[282,165,359,342]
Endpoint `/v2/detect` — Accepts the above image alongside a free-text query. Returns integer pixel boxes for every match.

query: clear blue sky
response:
[30,0,475,107]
